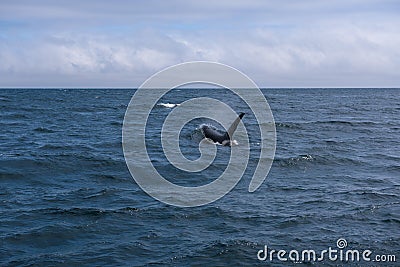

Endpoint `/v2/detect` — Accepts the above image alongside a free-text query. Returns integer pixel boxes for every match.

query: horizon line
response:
[1,87,400,89]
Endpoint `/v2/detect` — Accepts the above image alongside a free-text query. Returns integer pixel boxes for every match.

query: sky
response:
[0,0,399,88]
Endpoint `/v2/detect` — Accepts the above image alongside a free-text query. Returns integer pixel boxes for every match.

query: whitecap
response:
[157,103,181,108]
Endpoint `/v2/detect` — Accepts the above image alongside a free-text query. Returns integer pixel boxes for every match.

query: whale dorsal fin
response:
[227,112,245,138]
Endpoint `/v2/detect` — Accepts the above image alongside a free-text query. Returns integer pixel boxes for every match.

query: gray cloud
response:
[0,0,399,87]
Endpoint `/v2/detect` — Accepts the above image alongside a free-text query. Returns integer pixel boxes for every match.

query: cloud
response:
[0,1,399,87]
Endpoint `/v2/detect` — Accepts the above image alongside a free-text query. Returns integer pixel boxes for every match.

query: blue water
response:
[1,88,399,266]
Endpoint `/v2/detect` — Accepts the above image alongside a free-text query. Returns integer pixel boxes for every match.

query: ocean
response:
[1,88,399,266]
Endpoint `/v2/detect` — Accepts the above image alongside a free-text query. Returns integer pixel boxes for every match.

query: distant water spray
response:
[122,61,276,207]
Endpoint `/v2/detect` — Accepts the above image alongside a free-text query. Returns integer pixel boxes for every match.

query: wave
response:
[0,153,125,178]
[275,122,301,129]
[33,127,56,133]
[5,205,142,220]
[312,120,387,127]
[274,154,314,166]
[43,206,140,216]
[2,113,29,119]
[273,153,378,169]
[350,190,399,200]
[0,171,26,180]
[110,121,122,126]
[157,103,180,108]
[37,144,67,150]
[277,119,385,127]
[315,120,354,125]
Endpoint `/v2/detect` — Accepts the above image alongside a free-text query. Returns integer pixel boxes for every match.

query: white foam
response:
[158,103,180,108]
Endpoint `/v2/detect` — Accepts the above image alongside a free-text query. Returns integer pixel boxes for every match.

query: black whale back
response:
[201,125,229,144]
[200,112,245,146]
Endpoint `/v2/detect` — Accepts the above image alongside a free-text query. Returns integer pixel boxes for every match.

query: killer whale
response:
[200,112,245,146]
